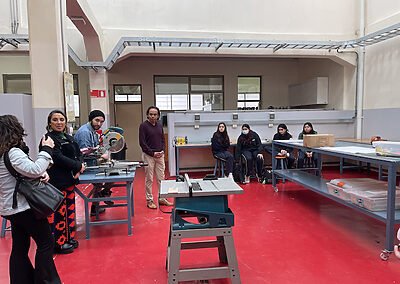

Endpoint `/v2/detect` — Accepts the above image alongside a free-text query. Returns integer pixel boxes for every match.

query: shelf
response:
[274,169,400,223]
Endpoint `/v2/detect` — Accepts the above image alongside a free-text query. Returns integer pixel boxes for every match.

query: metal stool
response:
[1,217,10,238]
[275,155,287,183]
[213,155,226,177]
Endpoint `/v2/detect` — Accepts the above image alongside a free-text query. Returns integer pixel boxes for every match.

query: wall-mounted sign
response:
[90,89,106,98]
[63,72,75,123]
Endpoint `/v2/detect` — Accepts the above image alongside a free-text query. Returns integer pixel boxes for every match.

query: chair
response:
[1,217,10,238]
[275,155,287,183]
[213,155,226,177]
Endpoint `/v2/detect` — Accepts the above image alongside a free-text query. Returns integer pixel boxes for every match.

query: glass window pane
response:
[238,93,245,100]
[190,94,203,110]
[246,101,260,108]
[238,77,260,93]
[115,94,128,101]
[191,77,223,91]
[156,95,172,110]
[155,77,188,94]
[4,75,31,94]
[237,102,245,108]
[246,93,260,100]
[171,95,188,110]
[115,85,141,95]
[127,95,142,102]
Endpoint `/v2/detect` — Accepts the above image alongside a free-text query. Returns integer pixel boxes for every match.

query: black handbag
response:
[3,150,64,219]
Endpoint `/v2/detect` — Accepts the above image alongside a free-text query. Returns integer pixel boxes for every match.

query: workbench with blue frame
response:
[76,169,136,239]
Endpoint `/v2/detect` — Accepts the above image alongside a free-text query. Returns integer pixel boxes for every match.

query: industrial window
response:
[155,76,223,111]
[114,85,142,102]
[237,77,261,110]
[3,74,31,94]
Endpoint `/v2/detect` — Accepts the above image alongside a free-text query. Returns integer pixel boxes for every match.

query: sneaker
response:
[244,176,250,184]
[147,200,157,209]
[159,198,173,206]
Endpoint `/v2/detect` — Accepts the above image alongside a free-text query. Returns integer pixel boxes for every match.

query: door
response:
[115,103,143,161]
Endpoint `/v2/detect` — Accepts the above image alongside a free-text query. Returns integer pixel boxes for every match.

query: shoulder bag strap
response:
[3,150,23,209]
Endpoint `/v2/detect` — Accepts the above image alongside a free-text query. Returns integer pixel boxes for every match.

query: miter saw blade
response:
[103,131,125,153]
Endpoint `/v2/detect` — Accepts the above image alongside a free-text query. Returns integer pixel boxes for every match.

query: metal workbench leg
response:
[384,164,397,255]
[271,143,278,191]
[1,218,8,238]
[339,158,344,175]
[168,231,182,284]
[126,182,132,236]
[175,146,179,176]
[223,232,241,284]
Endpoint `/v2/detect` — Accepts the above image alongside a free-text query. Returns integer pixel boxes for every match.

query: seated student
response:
[235,124,264,183]
[297,122,318,168]
[269,124,295,169]
[211,122,234,176]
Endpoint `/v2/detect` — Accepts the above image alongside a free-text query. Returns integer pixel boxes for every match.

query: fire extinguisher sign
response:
[90,90,107,97]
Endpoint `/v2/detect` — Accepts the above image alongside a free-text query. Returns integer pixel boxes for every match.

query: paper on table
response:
[319,146,376,154]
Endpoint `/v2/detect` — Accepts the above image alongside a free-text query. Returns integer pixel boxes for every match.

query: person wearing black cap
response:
[75,109,113,215]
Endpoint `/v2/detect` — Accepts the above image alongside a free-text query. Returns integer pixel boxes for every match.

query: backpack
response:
[260,168,273,184]
[233,163,245,184]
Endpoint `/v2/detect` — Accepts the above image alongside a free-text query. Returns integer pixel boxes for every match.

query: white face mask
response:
[242,130,249,135]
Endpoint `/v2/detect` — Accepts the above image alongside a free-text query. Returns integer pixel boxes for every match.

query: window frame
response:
[113,84,143,103]
[237,76,262,110]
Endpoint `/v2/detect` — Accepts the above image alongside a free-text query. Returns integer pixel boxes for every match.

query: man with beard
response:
[139,106,173,209]
[75,110,113,216]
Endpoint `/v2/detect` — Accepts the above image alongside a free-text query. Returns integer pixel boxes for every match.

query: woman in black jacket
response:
[270,123,295,169]
[297,122,318,168]
[236,124,264,183]
[211,122,234,176]
[41,110,85,254]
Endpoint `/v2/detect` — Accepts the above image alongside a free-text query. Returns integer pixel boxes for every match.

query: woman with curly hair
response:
[0,114,61,283]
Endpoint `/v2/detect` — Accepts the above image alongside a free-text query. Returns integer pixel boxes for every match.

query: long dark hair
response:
[302,122,315,134]
[0,115,27,156]
[214,122,230,145]
[46,110,67,132]
[239,123,253,145]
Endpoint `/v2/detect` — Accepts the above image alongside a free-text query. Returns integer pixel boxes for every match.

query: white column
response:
[27,0,68,157]
[89,69,110,128]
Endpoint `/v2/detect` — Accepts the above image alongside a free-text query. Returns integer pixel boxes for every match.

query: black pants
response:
[241,150,263,177]
[7,209,61,284]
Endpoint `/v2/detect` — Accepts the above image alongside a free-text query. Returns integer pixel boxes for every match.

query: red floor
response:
[1,168,400,283]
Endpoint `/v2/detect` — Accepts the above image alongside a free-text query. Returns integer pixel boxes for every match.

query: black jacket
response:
[40,131,83,189]
[211,132,230,155]
[235,130,262,160]
[273,132,293,153]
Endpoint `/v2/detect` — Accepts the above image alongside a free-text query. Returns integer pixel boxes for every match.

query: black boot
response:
[54,243,74,254]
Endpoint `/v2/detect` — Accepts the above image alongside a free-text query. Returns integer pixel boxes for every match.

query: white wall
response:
[108,56,348,122]
[86,0,358,56]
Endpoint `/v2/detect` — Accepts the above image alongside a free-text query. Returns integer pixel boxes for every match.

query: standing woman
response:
[41,110,85,254]
[0,115,61,283]
[297,122,318,168]
[235,124,264,183]
[211,122,234,176]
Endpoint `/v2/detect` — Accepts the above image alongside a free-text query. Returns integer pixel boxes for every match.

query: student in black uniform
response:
[235,124,264,183]
[297,122,318,168]
[211,122,234,176]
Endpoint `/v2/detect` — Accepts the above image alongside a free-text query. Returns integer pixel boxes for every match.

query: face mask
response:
[242,130,249,135]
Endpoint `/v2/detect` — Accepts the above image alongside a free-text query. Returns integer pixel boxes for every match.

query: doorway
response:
[115,103,143,161]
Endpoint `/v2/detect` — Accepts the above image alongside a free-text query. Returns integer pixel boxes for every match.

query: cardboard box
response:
[303,134,335,148]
